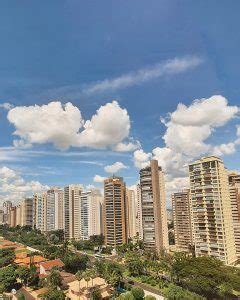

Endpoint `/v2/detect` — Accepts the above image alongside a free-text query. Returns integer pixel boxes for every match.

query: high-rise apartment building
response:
[136,184,143,240]
[16,205,22,226]
[189,156,236,265]
[172,190,193,252]
[0,210,4,224]
[34,193,47,231]
[139,160,169,253]
[103,176,127,248]
[64,184,83,240]
[9,207,17,227]
[80,189,103,240]
[21,198,34,227]
[126,189,137,239]
[228,172,240,259]
[46,188,64,231]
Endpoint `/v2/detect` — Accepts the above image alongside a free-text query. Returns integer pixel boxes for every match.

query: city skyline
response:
[1,2,240,207]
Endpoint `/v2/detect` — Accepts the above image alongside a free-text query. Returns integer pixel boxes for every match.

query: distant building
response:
[0,210,4,224]
[9,206,17,227]
[172,190,194,252]
[139,159,169,253]
[46,188,64,231]
[136,184,143,240]
[34,193,47,231]
[103,176,127,248]
[189,156,237,265]
[80,189,103,240]
[126,189,137,239]
[228,172,240,259]
[64,184,83,240]
[21,198,34,227]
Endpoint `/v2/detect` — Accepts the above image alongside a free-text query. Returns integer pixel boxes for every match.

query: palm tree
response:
[84,270,91,289]
[75,270,84,300]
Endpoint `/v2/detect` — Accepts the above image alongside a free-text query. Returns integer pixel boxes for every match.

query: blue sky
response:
[0,1,240,205]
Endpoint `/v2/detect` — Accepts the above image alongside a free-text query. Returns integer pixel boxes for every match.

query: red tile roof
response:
[40,258,64,270]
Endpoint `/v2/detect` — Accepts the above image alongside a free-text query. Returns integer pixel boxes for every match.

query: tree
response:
[16,266,30,286]
[92,288,102,300]
[63,253,89,273]
[117,291,135,300]
[0,248,15,267]
[42,289,65,300]
[0,265,17,292]
[46,270,62,288]
[131,287,144,300]
[103,262,123,287]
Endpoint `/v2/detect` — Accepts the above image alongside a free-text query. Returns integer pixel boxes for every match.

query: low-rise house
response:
[39,258,65,275]
[14,255,47,270]
[67,277,114,300]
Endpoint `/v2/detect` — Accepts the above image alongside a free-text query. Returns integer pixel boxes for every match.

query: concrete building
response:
[172,190,194,252]
[64,184,83,240]
[46,188,64,231]
[16,205,22,226]
[126,189,137,239]
[9,206,17,227]
[189,156,237,265]
[0,210,4,224]
[34,193,47,231]
[139,160,169,253]
[21,198,34,227]
[228,172,240,259]
[3,201,12,224]
[136,184,143,240]
[103,176,127,248]
[80,189,103,240]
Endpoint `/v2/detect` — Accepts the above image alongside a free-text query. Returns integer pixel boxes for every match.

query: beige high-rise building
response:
[0,210,4,224]
[80,189,103,240]
[136,184,143,240]
[189,156,236,265]
[64,184,83,240]
[172,190,193,252]
[16,205,22,226]
[34,193,47,231]
[228,172,240,259]
[139,160,169,253]
[21,198,34,227]
[103,176,127,248]
[126,189,137,239]
[9,207,17,227]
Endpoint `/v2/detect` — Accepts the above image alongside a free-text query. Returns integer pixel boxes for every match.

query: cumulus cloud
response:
[113,141,141,152]
[82,56,203,95]
[133,149,152,169]
[93,175,106,183]
[134,95,239,198]
[104,162,128,173]
[0,166,48,205]
[7,101,134,150]
[0,102,14,110]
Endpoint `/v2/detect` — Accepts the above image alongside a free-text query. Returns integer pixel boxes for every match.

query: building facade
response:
[139,159,169,253]
[64,184,83,240]
[34,193,47,231]
[126,189,137,239]
[189,156,236,265]
[172,190,193,252]
[103,176,127,248]
[228,172,240,259]
[21,198,34,227]
[80,189,103,240]
[46,188,64,232]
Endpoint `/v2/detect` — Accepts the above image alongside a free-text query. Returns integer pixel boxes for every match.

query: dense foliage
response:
[0,248,15,267]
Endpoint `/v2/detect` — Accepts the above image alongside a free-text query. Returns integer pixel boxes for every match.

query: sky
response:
[0,1,240,206]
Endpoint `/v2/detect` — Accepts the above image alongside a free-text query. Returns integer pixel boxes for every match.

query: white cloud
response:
[0,166,48,205]
[82,56,203,95]
[7,100,133,150]
[133,95,239,198]
[113,141,141,152]
[0,102,13,110]
[104,162,128,173]
[93,175,106,183]
[133,149,152,169]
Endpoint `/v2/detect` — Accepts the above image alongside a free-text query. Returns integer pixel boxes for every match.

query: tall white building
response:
[64,184,83,240]
[136,184,143,240]
[34,193,47,231]
[189,156,237,265]
[46,188,64,231]
[80,189,103,240]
